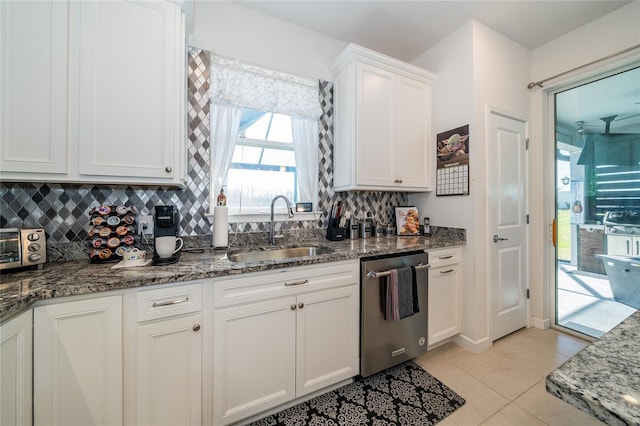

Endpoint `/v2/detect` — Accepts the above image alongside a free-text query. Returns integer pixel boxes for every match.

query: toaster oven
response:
[0,228,47,271]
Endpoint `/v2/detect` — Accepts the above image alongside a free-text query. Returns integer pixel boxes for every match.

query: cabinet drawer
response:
[136,282,202,322]
[212,260,359,308]
[428,247,460,268]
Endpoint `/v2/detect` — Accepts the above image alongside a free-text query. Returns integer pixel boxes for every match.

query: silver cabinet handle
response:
[438,255,454,259]
[440,269,455,274]
[394,179,403,183]
[493,234,508,243]
[192,324,200,332]
[290,304,297,310]
[152,296,189,308]
[298,302,304,309]
[165,166,172,173]
[284,279,309,287]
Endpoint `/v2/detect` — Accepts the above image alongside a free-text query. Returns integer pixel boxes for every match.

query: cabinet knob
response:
[165,166,173,173]
[290,304,297,310]
[394,179,403,183]
[298,302,304,309]
[192,323,201,332]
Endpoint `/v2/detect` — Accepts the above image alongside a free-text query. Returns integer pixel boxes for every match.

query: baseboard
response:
[453,334,492,353]
[531,317,550,329]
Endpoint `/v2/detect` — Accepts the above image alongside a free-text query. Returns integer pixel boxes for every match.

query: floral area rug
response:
[249,361,465,426]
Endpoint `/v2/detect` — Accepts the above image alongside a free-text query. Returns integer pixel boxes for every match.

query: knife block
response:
[326,226,346,241]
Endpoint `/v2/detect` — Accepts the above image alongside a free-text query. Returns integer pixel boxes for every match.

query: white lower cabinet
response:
[33,294,123,426]
[428,248,462,346]
[134,282,203,426]
[0,310,33,426]
[212,261,360,425]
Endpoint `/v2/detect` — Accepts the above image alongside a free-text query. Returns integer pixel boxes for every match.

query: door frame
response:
[486,105,531,341]
[543,60,640,338]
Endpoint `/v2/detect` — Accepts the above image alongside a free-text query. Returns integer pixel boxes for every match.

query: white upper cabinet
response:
[0,1,69,174]
[75,0,184,181]
[0,0,187,187]
[332,44,434,192]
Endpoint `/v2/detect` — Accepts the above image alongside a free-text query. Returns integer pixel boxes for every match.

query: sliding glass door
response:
[554,66,640,338]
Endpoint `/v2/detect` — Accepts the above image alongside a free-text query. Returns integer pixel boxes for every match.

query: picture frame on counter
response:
[395,207,421,236]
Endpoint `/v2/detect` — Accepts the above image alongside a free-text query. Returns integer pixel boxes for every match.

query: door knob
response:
[493,234,508,243]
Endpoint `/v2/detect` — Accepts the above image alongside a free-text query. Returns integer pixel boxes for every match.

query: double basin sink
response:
[226,245,334,263]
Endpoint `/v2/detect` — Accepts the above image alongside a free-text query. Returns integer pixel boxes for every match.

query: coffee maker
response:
[153,205,179,265]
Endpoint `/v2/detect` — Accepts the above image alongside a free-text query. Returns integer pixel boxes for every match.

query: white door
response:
[1,310,32,426]
[34,295,123,426]
[488,111,529,341]
[75,0,182,179]
[213,297,296,425]
[136,314,202,426]
[356,63,395,187]
[296,286,359,397]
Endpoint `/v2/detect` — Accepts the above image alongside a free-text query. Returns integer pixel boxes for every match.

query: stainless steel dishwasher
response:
[360,250,430,377]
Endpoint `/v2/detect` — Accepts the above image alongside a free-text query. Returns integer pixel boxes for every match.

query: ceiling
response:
[233,0,639,135]
[235,0,631,62]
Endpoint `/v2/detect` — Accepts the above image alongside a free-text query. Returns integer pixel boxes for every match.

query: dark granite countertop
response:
[547,310,640,425]
[0,233,465,322]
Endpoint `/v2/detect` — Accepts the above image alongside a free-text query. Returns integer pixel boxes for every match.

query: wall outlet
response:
[138,215,154,236]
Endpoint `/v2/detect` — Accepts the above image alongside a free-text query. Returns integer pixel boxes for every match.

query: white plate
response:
[111,259,153,269]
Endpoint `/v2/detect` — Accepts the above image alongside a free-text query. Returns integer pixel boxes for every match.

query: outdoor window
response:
[226,110,297,211]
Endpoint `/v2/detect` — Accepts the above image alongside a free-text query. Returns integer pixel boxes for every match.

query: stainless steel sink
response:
[227,245,334,263]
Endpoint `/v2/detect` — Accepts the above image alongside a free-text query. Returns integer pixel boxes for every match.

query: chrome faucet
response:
[269,195,294,245]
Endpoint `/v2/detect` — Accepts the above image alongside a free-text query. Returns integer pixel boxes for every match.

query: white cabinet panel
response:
[213,298,297,425]
[136,313,202,426]
[0,310,33,426]
[332,44,434,192]
[1,0,186,186]
[34,295,123,426]
[0,0,68,174]
[296,286,359,397]
[212,261,360,425]
[428,248,462,346]
[75,0,183,181]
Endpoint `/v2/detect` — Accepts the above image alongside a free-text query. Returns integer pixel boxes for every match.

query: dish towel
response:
[385,266,420,321]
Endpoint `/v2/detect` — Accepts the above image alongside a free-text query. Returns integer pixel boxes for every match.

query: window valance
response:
[209,56,322,119]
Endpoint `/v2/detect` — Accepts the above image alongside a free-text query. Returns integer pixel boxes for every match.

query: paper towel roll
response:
[213,206,228,248]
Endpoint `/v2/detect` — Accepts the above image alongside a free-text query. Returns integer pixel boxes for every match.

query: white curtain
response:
[209,103,243,206]
[208,55,322,209]
[209,56,322,119]
[292,117,319,206]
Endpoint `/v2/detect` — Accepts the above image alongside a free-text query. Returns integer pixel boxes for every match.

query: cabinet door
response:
[213,297,296,425]
[0,0,68,174]
[296,285,359,397]
[136,313,201,426]
[396,76,432,190]
[607,235,633,256]
[1,310,33,426]
[428,265,461,345]
[75,0,183,181]
[34,295,123,426]
[355,63,395,187]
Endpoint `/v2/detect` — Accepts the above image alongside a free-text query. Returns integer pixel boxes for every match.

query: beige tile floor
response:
[414,327,605,425]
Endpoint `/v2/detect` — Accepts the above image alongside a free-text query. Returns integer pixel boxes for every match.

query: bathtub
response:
[597,254,640,309]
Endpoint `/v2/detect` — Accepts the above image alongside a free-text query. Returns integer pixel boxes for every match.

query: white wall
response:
[410,19,530,349]
[189,1,346,81]
[528,1,640,328]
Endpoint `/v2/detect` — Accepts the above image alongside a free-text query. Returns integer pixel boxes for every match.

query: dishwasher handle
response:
[366,263,430,278]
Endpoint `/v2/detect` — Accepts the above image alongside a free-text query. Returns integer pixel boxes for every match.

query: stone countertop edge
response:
[546,309,640,426]
[0,235,465,323]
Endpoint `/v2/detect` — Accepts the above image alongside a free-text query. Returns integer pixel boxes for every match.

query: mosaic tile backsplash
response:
[0,47,408,252]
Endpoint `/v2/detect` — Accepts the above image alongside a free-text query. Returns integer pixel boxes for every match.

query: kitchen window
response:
[227,110,297,212]
[207,55,322,218]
